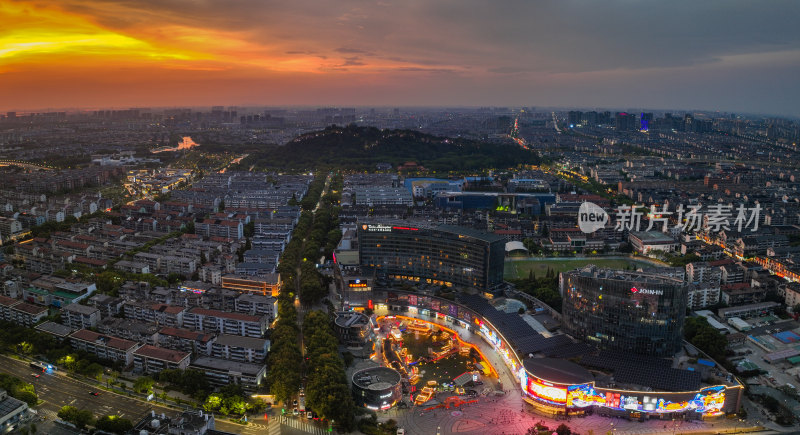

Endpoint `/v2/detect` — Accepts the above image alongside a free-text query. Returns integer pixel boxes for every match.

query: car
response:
[292,400,298,407]
[292,409,300,416]
[30,373,40,378]
[89,391,99,396]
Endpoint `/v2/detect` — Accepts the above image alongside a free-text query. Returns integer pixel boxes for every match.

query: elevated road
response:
[0,159,54,170]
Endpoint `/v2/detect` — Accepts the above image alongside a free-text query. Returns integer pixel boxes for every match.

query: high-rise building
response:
[640,112,654,131]
[560,266,688,356]
[358,223,505,291]
[568,111,583,127]
[614,112,637,131]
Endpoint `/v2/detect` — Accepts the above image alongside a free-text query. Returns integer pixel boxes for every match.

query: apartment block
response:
[210,334,269,363]
[133,345,191,375]
[61,303,101,330]
[69,329,140,366]
[183,308,267,338]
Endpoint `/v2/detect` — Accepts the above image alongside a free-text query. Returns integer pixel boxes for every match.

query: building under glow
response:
[560,266,688,357]
[358,223,505,291]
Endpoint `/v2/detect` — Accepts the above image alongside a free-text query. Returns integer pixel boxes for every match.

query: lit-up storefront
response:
[376,290,742,420]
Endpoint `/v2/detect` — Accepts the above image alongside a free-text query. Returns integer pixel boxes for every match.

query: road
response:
[0,355,269,435]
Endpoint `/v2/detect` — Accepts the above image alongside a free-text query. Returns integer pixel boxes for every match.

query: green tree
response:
[95,415,133,434]
[133,376,155,394]
[244,221,255,238]
[556,423,572,435]
[58,406,95,430]
[203,394,223,412]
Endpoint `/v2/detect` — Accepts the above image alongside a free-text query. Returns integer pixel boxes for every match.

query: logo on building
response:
[631,286,663,296]
[578,202,609,234]
[361,224,392,232]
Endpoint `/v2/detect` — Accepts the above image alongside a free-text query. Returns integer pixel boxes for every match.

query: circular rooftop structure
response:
[352,366,402,390]
[351,366,403,409]
[523,357,594,386]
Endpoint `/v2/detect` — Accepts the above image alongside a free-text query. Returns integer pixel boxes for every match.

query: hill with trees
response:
[242,125,539,171]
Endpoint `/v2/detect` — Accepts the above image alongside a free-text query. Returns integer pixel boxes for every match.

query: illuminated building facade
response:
[560,267,688,357]
[370,289,742,419]
[358,223,505,291]
[351,367,402,410]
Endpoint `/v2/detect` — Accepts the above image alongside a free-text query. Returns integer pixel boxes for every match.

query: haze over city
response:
[2,0,800,116]
[2,1,800,435]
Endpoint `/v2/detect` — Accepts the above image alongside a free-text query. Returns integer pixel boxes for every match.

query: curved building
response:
[358,223,505,291]
[560,266,688,357]
[372,289,742,419]
[351,366,402,410]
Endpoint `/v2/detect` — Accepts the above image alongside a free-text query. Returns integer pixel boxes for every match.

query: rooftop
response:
[188,307,263,323]
[158,327,213,343]
[630,230,676,243]
[35,321,73,337]
[134,344,191,363]
[190,356,265,375]
[63,303,100,315]
[213,334,268,349]
[523,357,594,385]
[352,366,402,390]
[70,329,139,351]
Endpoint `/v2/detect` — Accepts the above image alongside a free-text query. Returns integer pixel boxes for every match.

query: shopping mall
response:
[560,266,688,357]
[364,288,742,420]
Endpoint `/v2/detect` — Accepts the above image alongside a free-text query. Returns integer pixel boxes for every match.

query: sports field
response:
[504,256,664,279]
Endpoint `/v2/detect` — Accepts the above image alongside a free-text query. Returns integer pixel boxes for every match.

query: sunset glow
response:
[1,0,798,114]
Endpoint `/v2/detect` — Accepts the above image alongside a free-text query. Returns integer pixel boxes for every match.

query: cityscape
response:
[1,2,800,435]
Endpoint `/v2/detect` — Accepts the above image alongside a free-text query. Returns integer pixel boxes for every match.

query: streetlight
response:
[734,417,744,433]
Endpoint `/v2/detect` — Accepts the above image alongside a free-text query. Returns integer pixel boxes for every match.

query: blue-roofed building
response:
[434,192,555,214]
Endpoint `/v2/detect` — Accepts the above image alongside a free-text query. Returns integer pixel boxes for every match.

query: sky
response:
[1,0,799,116]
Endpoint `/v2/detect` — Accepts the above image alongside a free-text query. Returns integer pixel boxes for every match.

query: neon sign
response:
[566,384,726,415]
[527,378,567,404]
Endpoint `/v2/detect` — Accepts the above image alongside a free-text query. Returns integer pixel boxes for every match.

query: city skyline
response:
[2,0,800,116]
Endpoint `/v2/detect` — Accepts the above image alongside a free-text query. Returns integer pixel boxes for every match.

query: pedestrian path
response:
[279,415,327,434]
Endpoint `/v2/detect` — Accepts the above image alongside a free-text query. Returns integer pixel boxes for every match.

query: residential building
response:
[183,308,267,338]
[0,389,28,433]
[61,303,100,330]
[629,231,677,255]
[69,329,140,366]
[34,321,74,342]
[9,302,47,326]
[156,326,215,356]
[189,357,266,392]
[133,345,191,375]
[123,302,185,327]
[234,293,277,320]
[210,334,269,363]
